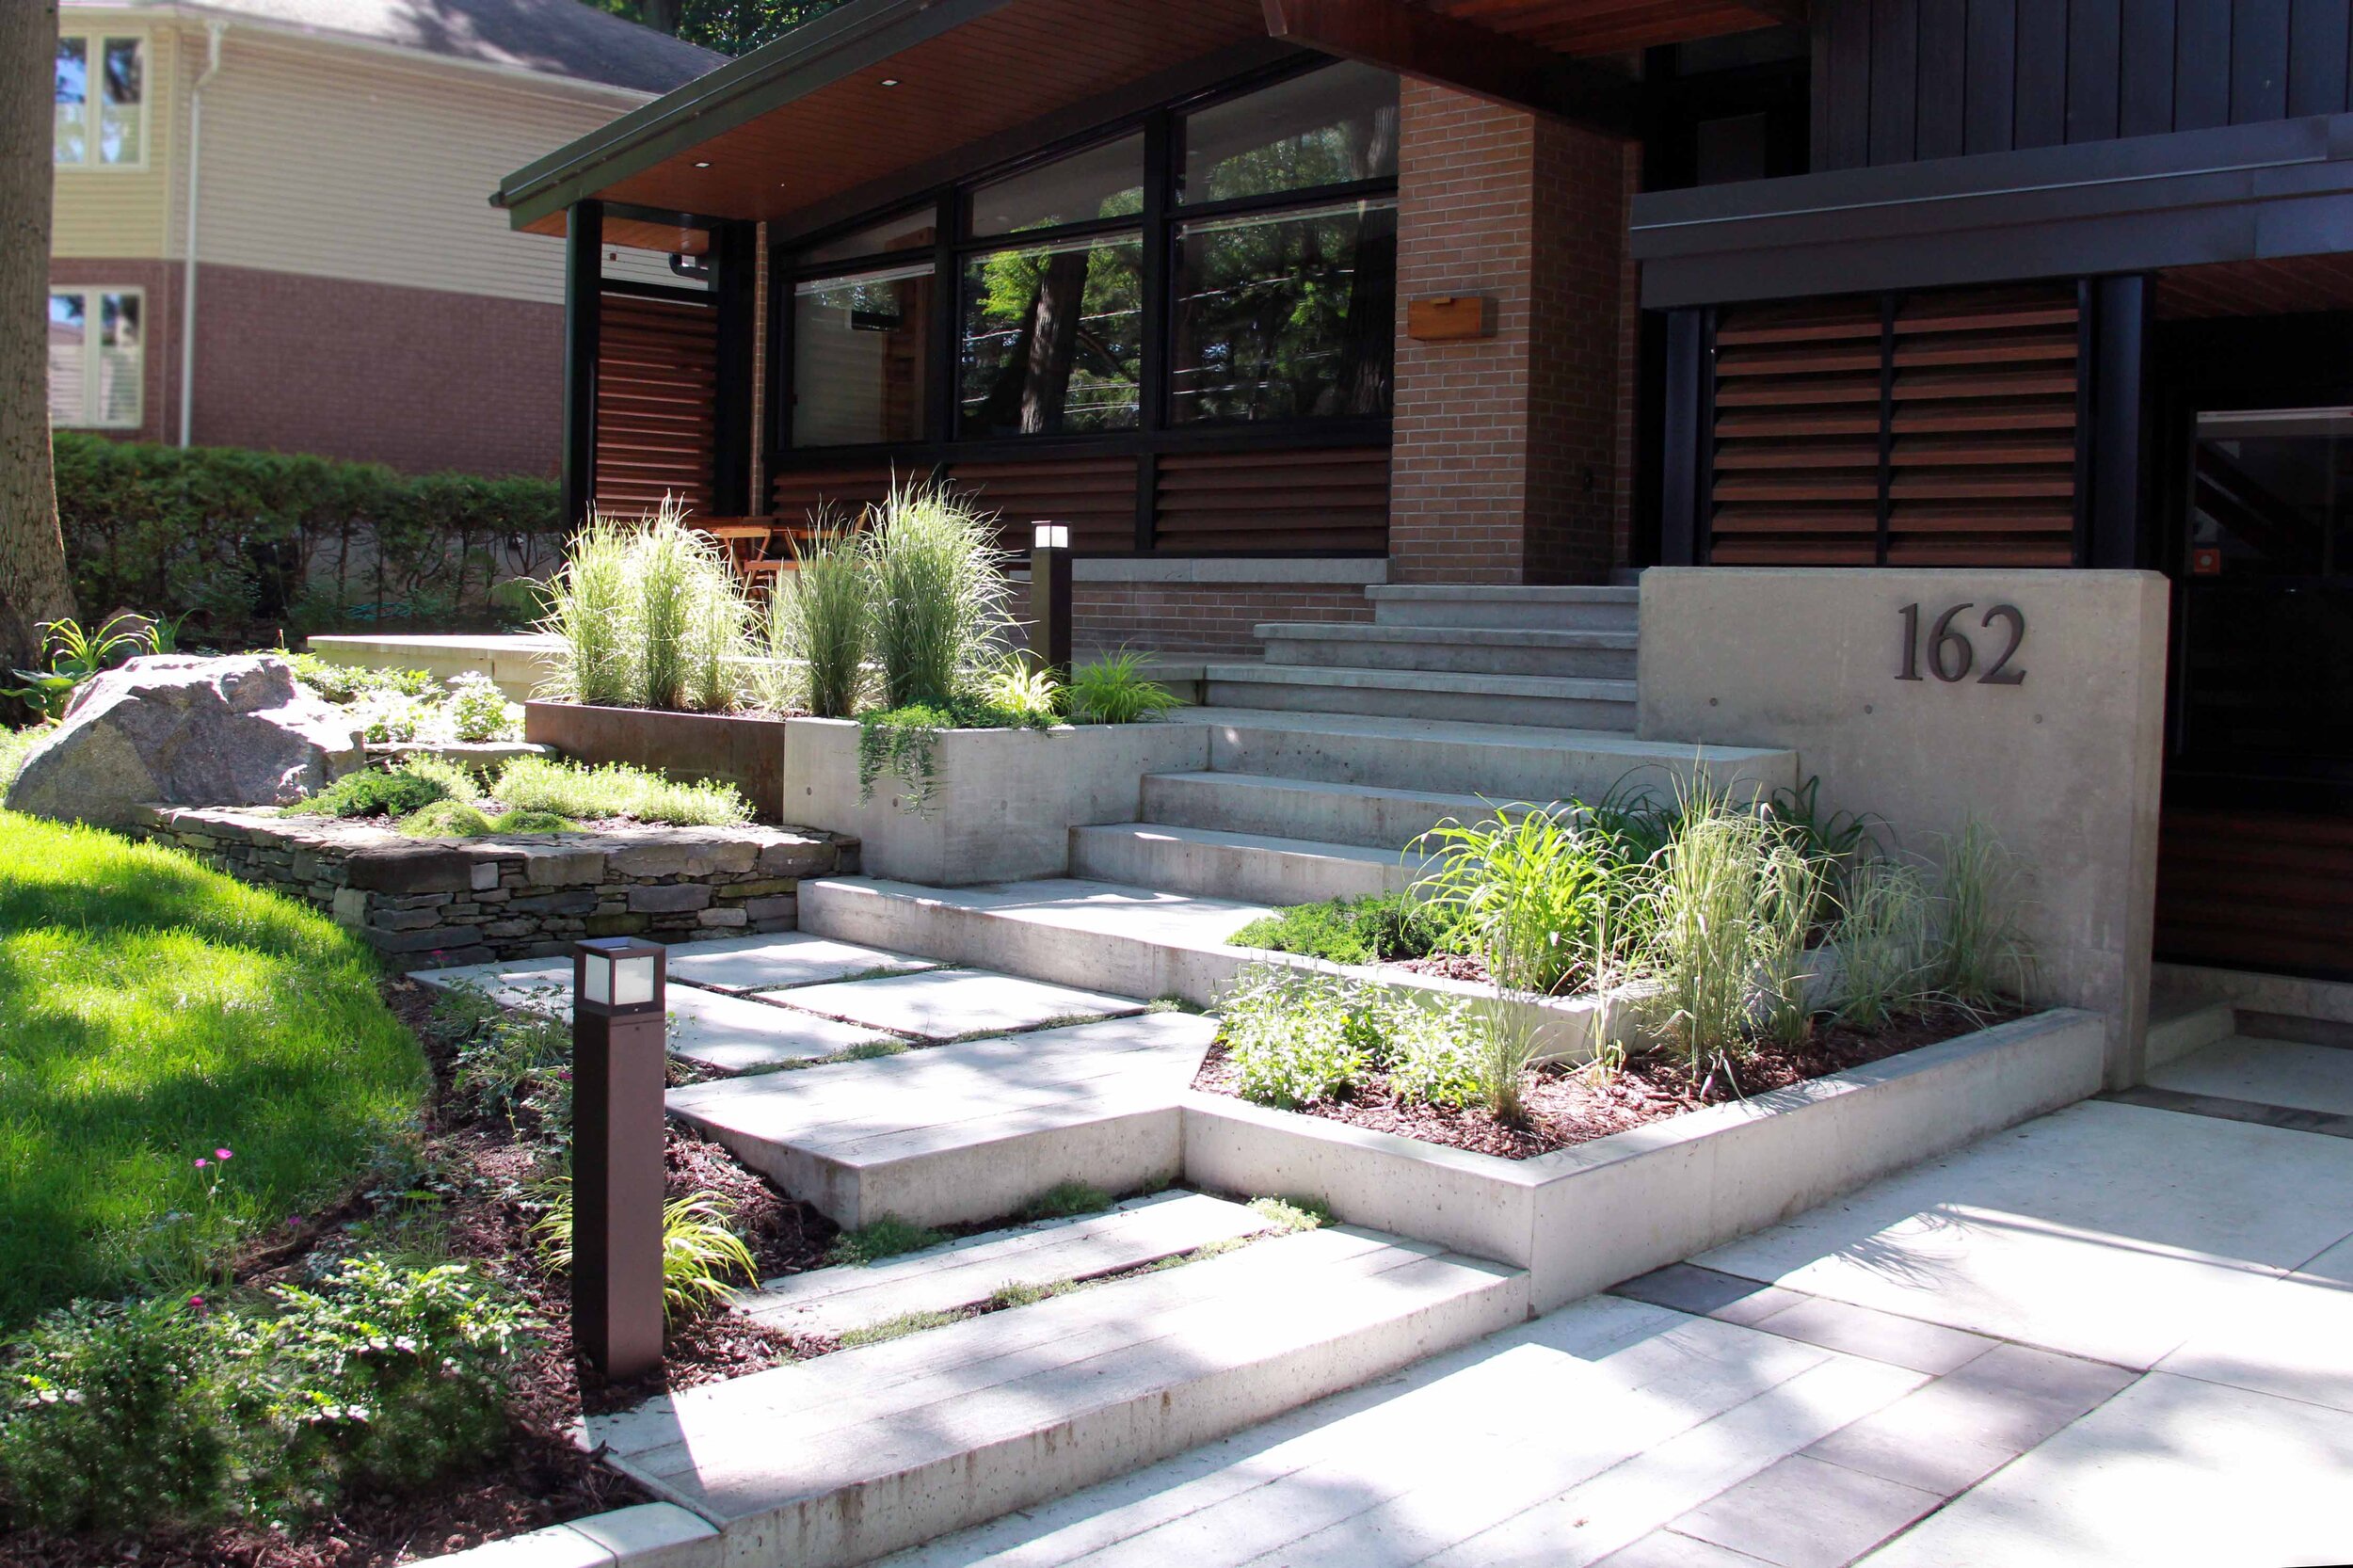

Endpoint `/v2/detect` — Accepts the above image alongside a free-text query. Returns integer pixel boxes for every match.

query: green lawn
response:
[0,812,427,1329]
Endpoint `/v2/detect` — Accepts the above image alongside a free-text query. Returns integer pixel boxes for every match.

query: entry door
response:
[2155,408,2353,978]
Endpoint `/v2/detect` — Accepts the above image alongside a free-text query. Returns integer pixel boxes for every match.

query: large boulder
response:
[6,655,366,825]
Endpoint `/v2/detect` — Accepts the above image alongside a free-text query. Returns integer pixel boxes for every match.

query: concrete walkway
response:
[879,1031,2353,1568]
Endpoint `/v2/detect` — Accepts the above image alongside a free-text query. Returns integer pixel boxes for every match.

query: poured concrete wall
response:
[1638,568,2170,1085]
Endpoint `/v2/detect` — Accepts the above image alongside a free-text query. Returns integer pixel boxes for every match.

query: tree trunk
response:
[0,1,76,681]
[643,0,683,35]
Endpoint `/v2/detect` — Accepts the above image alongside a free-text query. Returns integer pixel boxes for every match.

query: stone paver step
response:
[663,933,937,993]
[740,1191,1274,1341]
[667,1010,1218,1229]
[1256,620,1640,680]
[1069,821,1417,905]
[1138,770,1514,853]
[590,1224,1529,1568]
[1203,663,1640,732]
[1365,582,1641,632]
[771,966,1145,1043]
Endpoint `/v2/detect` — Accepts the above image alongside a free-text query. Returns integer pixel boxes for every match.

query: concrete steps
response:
[2145,996,2239,1071]
[1257,620,1639,679]
[1139,769,1505,852]
[1068,821,1414,904]
[588,1224,1529,1568]
[798,876,1273,1008]
[666,1009,1218,1228]
[1367,582,1641,632]
[738,1191,1273,1342]
[1202,661,1641,730]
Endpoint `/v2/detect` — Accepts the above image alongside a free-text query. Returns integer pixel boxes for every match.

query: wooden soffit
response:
[1414,0,1803,58]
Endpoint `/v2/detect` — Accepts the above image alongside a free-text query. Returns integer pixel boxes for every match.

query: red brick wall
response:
[1073,584,1371,659]
[1389,84,1637,584]
[191,264,562,478]
[48,259,181,446]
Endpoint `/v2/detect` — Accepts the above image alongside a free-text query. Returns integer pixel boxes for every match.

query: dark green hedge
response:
[54,433,564,643]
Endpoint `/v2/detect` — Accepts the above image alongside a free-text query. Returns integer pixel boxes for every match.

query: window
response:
[1172,199,1396,424]
[792,264,935,447]
[1178,62,1398,203]
[56,36,144,167]
[959,235,1144,436]
[800,206,936,266]
[48,289,143,428]
[970,134,1144,237]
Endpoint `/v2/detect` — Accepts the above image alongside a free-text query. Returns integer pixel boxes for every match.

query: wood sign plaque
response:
[1407,295,1497,342]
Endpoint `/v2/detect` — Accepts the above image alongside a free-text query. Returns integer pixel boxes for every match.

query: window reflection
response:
[800,208,936,266]
[1172,199,1396,424]
[102,39,142,165]
[792,264,935,447]
[960,236,1143,437]
[55,40,87,165]
[1179,63,1400,204]
[970,135,1144,237]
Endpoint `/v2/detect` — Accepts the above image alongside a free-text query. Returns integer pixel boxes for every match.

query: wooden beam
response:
[1261,0,1640,134]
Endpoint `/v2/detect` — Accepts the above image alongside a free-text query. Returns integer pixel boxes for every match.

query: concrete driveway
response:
[882,1030,2353,1568]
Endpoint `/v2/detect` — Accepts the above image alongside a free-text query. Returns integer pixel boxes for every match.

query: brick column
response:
[1389,84,1636,584]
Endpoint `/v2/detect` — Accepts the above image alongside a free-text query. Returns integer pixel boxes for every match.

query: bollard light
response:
[1028,520,1073,682]
[571,936,667,1381]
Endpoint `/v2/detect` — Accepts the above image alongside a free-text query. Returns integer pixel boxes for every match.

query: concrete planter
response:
[781,716,1210,885]
[524,701,792,822]
[1182,1006,2105,1312]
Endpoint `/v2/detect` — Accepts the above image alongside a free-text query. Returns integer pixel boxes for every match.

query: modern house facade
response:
[51,0,720,475]
[496,0,2351,991]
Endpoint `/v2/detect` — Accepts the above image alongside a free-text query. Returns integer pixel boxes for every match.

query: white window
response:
[56,35,145,168]
[49,289,144,429]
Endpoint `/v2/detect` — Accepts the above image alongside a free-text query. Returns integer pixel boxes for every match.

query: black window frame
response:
[766,57,1401,477]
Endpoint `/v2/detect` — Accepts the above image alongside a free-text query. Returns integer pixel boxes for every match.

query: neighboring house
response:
[50,0,722,476]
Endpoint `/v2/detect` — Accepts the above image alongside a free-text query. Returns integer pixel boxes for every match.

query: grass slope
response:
[0,813,427,1329]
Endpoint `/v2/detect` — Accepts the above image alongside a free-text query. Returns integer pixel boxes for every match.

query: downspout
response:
[178,21,226,447]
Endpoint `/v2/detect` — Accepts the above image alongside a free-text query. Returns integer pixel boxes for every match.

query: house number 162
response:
[1897,602,2027,685]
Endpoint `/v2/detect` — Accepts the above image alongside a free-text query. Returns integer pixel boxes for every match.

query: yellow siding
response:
[52,24,176,260]
[195,34,659,305]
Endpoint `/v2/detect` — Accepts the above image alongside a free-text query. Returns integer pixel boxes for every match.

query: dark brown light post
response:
[571,936,666,1381]
[1029,521,1073,680]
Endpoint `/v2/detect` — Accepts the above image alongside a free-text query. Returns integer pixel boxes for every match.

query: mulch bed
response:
[1193,1001,2029,1161]
[0,978,836,1568]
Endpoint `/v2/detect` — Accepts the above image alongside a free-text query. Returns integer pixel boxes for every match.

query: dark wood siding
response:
[1813,0,2353,168]
[2157,808,2353,978]
[595,292,718,520]
[1705,283,2080,566]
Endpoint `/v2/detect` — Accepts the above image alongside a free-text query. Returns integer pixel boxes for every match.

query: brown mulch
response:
[1193,1000,2028,1162]
[0,978,836,1568]
[1384,952,1494,984]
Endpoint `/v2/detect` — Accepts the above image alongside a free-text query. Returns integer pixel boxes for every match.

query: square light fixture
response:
[575,936,665,1014]
[1032,522,1070,551]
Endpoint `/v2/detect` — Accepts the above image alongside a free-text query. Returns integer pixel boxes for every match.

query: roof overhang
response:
[495,0,1801,244]
[1632,113,2353,308]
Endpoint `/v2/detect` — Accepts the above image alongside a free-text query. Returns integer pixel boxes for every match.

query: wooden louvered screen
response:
[1708,286,2080,567]
[944,456,1138,555]
[1154,447,1390,553]
[596,292,718,519]
[767,465,897,553]
[2156,808,2353,980]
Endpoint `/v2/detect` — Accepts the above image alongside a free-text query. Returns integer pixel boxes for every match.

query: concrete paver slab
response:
[660,933,934,993]
[2146,1035,2353,1118]
[415,956,572,1013]
[2157,1231,2353,1414]
[664,987,907,1072]
[1801,1344,2135,1495]
[776,966,1147,1041]
[1691,1100,2353,1368]
[1668,1453,1939,1568]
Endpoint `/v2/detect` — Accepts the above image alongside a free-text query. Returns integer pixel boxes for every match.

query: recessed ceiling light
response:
[693,160,712,168]
[880,77,901,87]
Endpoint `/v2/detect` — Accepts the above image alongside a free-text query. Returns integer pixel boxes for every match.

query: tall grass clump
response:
[538,500,751,713]
[1064,650,1183,724]
[863,479,1013,709]
[1935,816,2031,1008]
[767,513,871,717]
[1832,857,1936,1029]
[1413,806,1611,994]
[541,517,635,708]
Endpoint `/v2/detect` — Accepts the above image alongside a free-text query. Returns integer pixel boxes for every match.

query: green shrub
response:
[491,808,576,834]
[1228,892,1447,968]
[1064,649,1183,725]
[435,984,570,1126]
[282,767,448,820]
[533,1189,757,1320]
[288,655,432,705]
[401,752,488,804]
[977,654,1062,726]
[1218,967,1373,1110]
[0,1294,231,1534]
[766,515,872,718]
[444,672,520,743]
[856,696,1050,815]
[396,800,495,839]
[493,756,752,827]
[864,479,1014,710]
[1414,806,1614,994]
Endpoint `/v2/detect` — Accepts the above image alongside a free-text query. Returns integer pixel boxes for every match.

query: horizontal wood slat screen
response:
[1708,286,2080,567]
[596,292,717,520]
[2156,808,2353,980]
[945,456,1138,555]
[1154,447,1390,553]
[768,466,898,534]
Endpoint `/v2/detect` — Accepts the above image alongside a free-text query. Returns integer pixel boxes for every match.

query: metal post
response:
[1029,522,1073,680]
[571,936,666,1381]
[561,200,606,530]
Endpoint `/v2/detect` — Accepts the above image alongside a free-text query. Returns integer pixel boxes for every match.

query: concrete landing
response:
[590,1225,1528,1568]
[663,933,936,993]
[740,1191,1273,1341]
[775,966,1146,1043]
[666,1011,1218,1228]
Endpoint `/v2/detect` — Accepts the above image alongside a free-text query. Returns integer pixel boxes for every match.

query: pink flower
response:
[194,1158,209,1169]
[187,1295,205,1311]
[215,1148,233,1161]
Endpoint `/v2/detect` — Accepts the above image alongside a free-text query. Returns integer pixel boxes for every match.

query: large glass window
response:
[801,207,936,266]
[1178,62,1398,203]
[792,264,935,447]
[56,36,143,167]
[48,289,142,428]
[960,236,1143,437]
[1172,199,1396,424]
[970,135,1144,237]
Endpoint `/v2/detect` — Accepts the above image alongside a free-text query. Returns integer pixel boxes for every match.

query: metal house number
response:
[1896,602,2027,686]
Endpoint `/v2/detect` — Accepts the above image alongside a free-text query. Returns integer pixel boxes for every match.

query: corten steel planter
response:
[524,701,792,822]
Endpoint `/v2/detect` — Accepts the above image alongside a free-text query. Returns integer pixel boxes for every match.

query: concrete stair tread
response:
[587,1225,1529,1566]
[1255,621,1639,649]
[811,874,1274,950]
[1076,821,1404,866]
[1204,662,1637,702]
[1176,705,1769,758]
[738,1191,1274,1339]
[1366,584,1638,602]
[1070,820,1420,905]
[1136,771,1528,855]
[1147,769,1522,815]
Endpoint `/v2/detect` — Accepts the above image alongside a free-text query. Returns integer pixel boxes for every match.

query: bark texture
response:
[0,1,76,679]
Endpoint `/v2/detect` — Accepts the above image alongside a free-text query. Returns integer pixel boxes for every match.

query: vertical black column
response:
[1659,308,1708,567]
[1136,111,1174,552]
[561,199,605,529]
[2088,274,2151,569]
[711,219,758,517]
